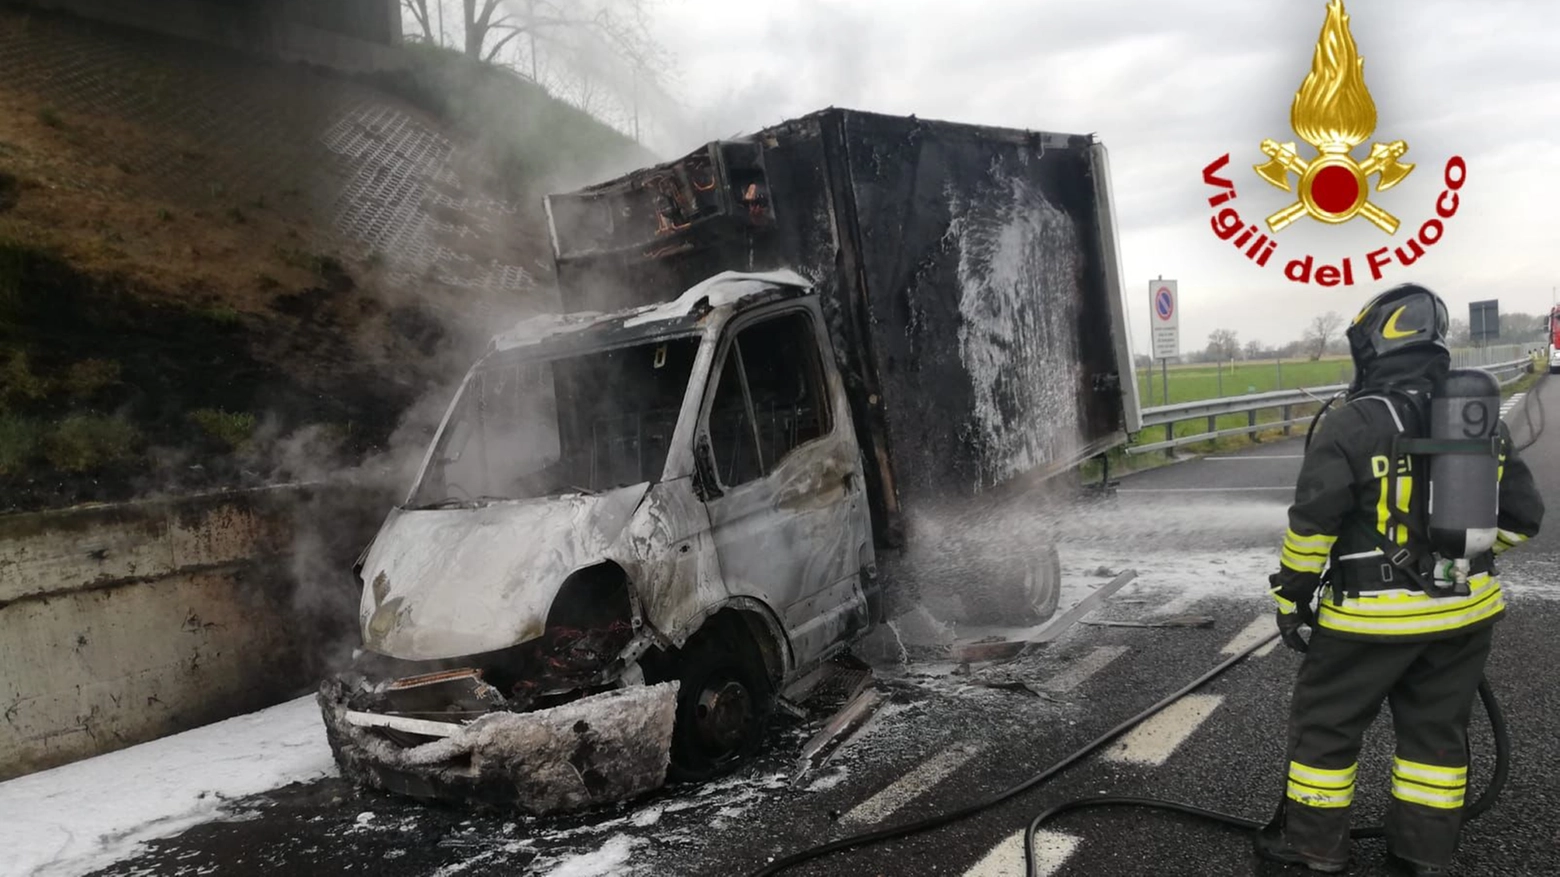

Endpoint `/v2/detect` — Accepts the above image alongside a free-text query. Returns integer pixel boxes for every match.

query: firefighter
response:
[1253,283,1545,876]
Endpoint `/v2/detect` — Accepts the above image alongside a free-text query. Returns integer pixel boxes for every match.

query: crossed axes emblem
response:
[1254,139,1415,235]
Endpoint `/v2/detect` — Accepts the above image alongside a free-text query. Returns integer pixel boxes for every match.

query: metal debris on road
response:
[791,688,885,785]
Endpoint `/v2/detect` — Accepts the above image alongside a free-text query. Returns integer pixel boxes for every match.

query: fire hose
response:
[754,375,1543,877]
[1019,664,1508,875]
[749,630,1510,877]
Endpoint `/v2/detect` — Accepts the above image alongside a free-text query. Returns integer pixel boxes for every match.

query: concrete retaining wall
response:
[12,0,408,72]
[0,483,386,780]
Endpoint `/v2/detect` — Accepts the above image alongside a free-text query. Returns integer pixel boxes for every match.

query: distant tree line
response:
[1135,310,1549,368]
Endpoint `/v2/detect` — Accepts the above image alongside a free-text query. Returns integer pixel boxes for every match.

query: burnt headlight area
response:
[349,564,639,724]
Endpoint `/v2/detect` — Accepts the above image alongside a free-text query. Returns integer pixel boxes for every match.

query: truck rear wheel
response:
[661,621,776,783]
[963,543,1061,625]
[1026,543,1062,621]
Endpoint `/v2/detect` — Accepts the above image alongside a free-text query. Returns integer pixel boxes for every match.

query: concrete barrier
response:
[0,482,387,781]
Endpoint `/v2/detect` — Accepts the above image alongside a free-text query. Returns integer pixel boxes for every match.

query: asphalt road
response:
[82,380,1559,877]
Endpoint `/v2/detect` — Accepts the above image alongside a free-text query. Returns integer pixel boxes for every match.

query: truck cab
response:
[324,271,879,801]
[377,269,875,672]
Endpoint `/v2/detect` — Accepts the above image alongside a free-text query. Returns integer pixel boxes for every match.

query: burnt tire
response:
[961,543,1062,626]
[663,622,776,784]
[1033,543,1063,620]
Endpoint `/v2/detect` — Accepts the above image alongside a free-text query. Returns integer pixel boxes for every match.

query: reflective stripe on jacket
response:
[1317,572,1505,637]
[1271,388,1544,643]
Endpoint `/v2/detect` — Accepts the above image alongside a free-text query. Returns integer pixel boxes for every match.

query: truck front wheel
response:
[661,621,776,783]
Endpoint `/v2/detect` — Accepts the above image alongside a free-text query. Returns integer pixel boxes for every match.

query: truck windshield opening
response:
[410,336,702,507]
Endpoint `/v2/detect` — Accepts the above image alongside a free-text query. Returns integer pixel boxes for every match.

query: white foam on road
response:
[840,745,979,827]
[0,694,336,877]
[1062,548,1279,616]
[1222,614,1281,658]
[1038,646,1129,693]
[542,835,642,877]
[1103,694,1225,766]
[962,829,1079,877]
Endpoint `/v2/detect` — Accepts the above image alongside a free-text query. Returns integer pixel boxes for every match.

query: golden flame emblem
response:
[1253,0,1415,234]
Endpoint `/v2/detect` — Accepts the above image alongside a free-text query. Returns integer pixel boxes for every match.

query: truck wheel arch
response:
[546,561,639,632]
[669,597,792,689]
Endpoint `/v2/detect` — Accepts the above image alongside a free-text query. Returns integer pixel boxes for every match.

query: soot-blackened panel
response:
[838,113,1105,504]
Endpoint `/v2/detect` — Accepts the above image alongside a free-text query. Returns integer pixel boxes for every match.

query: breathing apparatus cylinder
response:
[1426,368,1502,585]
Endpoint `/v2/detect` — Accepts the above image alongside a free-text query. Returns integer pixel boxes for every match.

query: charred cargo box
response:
[545,108,1142,548]
[322,108,1141,815]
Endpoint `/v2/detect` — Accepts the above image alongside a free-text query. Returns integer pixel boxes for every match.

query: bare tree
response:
[1303,311,1344,361]
[1207,328,1240,362]
[1445,317,1470,348]
[435,0,674,142]
[403,0,433,41]
[460,0,663,67]
[460,0,503,59]
[1244,339,1264,360]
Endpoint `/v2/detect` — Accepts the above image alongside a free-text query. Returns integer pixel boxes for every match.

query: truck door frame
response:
[692,298,874,670]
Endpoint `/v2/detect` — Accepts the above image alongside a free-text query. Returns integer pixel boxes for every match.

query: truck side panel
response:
[826,112,1129,517]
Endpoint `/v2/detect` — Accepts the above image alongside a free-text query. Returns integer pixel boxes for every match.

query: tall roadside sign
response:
[1150,278,1179,404]
[1469,299,1499,346]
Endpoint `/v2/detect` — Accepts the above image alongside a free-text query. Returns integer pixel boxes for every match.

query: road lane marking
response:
[1222,614,1281,658]
[840,745,979,827]
[1205,455,1305,460]
[1103,694,1225,766]
[962,829,1079,877]
[1039,646,1129,693]
[1116,487,1295,493]
[1144,589,1209,619]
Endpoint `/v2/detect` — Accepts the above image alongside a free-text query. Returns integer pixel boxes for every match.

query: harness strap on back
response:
[1341,392,1468,599]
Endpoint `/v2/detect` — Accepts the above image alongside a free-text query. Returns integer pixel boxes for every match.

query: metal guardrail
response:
[1127,356,1536,456]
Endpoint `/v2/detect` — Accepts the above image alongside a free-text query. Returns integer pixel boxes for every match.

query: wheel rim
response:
[1027,550,1061,616]
[693,679,752,757]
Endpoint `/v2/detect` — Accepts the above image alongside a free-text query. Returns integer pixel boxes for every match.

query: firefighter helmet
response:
[1345,283,1450,369]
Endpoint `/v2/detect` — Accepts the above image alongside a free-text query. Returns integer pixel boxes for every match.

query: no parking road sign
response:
[1150,280,1179,359]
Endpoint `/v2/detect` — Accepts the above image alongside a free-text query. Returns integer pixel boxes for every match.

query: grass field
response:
[1134,356,1355,407]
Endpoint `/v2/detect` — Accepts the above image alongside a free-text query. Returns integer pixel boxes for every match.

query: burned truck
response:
[318,108,1142,813]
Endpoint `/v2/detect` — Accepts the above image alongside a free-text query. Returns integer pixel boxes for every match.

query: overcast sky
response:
[638,0,1560,355]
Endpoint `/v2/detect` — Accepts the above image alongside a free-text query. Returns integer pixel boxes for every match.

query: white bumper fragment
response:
[320,680,680,815]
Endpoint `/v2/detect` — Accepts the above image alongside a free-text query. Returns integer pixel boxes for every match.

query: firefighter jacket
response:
[1271,385,1545,642]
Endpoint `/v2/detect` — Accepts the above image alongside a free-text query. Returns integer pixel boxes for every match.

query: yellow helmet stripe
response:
[1381,305,1421,339]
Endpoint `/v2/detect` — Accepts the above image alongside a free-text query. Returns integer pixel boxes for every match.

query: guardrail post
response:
[1207,415,1217,438]
[1164,422,1175,458]
[1282,404,1293,437]
[1248,409,1259,442]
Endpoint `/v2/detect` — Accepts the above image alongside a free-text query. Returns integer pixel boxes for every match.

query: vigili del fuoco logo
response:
[1200,0,1466,286]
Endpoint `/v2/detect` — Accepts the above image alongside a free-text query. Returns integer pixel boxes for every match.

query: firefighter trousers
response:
[1279,623,1496,868]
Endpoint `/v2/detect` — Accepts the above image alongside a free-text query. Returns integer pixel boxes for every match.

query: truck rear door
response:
[694,302,872,668]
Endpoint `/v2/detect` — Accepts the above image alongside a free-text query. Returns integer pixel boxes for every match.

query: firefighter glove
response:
[1269,577,1314,654]
[1275,606,1310,653]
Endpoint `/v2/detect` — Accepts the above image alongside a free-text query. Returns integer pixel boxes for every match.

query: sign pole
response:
[1149,276,1179,406]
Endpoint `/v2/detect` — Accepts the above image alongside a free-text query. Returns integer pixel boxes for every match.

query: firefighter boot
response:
[1253,801,1349,873]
